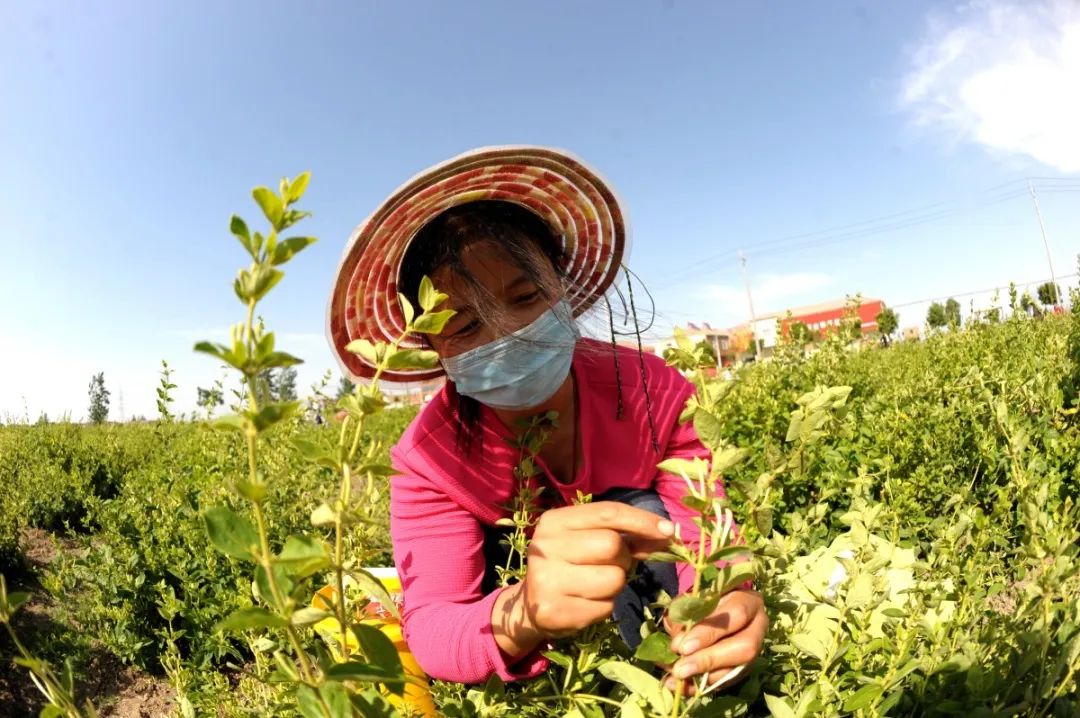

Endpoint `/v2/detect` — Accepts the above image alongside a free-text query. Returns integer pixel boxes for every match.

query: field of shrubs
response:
[2,307,1077,717]
[2,176,1078,717]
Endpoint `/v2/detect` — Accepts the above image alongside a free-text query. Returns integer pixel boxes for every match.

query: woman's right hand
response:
[518,501,676,639]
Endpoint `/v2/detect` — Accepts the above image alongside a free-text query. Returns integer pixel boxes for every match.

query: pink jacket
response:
[389,339,735,684]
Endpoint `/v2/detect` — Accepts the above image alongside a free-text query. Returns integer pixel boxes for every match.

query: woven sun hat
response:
[327,145,630,383]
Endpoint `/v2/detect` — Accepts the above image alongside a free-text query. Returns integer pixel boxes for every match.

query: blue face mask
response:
[441,300,580,410]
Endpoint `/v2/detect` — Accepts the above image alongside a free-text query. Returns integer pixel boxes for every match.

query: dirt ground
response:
[0,528,175,718]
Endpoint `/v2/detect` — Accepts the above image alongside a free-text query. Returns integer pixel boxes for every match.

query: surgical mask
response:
[441,300,580,410]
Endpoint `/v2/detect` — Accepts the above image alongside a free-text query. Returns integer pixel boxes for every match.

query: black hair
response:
[397,200,659,457]
[398,201,569,453]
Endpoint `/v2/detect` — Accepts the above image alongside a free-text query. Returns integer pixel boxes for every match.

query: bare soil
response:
[0,528,175,718]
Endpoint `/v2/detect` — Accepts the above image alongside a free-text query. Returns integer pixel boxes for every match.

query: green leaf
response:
[250,266,284,302]
[277,535,330,579]
[290,607,331,626]
[763,694,797,718]
[286,171,311,204]
[202,506,259,561]
[325,660,404,686]
[254,564,295,606]
[271,236,317,266]
[842,683,883,712]
[193,340,228,364]
[352,622,404,677]
[356,463,395,477]
[4,591,30,615]
[385,348,440,371]
[790,633,829,663]
[252,187,284,229]
[216,606,288,632]
[230,215,253,256]
[753,506,774,537]
[345,338,383,364]
[693,409,723,449]
[40,705,65,718]
[295,685,323,718]
[351,690,398,718]
[262,351,304,369]
[656,457,707,482]
[294,439,339,469]
[706,545,753,565]
[418,276,447,312]
[235,477,267,502]
[634,631,679,664]
[400,295,415,325]
[667,591,720,624]
[719,561,756,594]
[598,661,672,715]
[250,401,298,432]
[712,446,748,474]
[542,649,574,670]
[411,309,456,335]
[348,568,400,621]
[319,681,353,718]
[211,414,250,436]
[620,702,646,718]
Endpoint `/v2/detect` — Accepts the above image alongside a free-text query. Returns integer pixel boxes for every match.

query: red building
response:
[778,297,885,339]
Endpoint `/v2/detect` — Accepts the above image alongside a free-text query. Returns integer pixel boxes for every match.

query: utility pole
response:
[1028,181,1059,306]
[738,251,756,322]
[739,251,759,358]
[118,388,125,423]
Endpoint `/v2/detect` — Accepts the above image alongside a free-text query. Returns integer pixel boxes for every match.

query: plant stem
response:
[334,460,353,658]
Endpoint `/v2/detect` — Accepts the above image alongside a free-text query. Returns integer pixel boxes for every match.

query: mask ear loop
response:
[623,265,660,454]
[605,293,624,421]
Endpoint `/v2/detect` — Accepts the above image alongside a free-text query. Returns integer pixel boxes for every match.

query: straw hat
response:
[327,145,629,382]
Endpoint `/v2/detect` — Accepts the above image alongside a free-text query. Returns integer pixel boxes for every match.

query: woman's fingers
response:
[670,589,762,656]
[557,564,629,600]
[664,607,768,691]
[536,529,633,570]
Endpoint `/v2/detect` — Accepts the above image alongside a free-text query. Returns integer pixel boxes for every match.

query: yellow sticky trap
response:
[312,568,438,717]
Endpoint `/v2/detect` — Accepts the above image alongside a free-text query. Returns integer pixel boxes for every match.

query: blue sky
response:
[2,0,1078,421]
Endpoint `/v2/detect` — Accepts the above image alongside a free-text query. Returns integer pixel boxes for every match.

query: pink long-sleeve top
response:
[388,339,737,684]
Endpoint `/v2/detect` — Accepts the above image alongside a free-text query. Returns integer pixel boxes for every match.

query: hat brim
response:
[327,145,629,383]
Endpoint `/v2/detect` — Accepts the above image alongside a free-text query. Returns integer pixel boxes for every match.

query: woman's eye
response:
[454,319,480,337]
[514,291,541,305]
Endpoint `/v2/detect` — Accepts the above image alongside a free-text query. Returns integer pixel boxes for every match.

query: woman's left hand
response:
[661,588,767,694]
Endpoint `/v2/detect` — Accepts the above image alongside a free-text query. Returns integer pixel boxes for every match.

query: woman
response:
[327,147,766,690]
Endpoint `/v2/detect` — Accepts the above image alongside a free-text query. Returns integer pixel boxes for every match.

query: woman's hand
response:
[661,588,767,694]
[519,501,675,639]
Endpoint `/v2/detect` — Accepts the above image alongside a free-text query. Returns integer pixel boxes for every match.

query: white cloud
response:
[901,0,1080,173]
[698,271,833,322]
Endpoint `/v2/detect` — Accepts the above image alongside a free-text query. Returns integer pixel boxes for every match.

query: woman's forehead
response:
[430,242,540,296]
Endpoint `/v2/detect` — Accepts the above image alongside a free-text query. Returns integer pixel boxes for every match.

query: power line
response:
[888,273,1078,311]
[651,177,1075,290]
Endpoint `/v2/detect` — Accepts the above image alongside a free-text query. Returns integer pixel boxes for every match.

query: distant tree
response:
[88,372,110,424]
[945,298,961,328]
[197,385,224,418]
[788,321,813,345]
[876,307,899,346]
[336,375,356,400]
[1037,281,1060,307]
[275,367,298,402]
[927,302,947,330]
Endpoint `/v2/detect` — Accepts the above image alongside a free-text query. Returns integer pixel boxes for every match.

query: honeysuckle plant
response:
[194,172,457,718]
[0,574,99,718]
